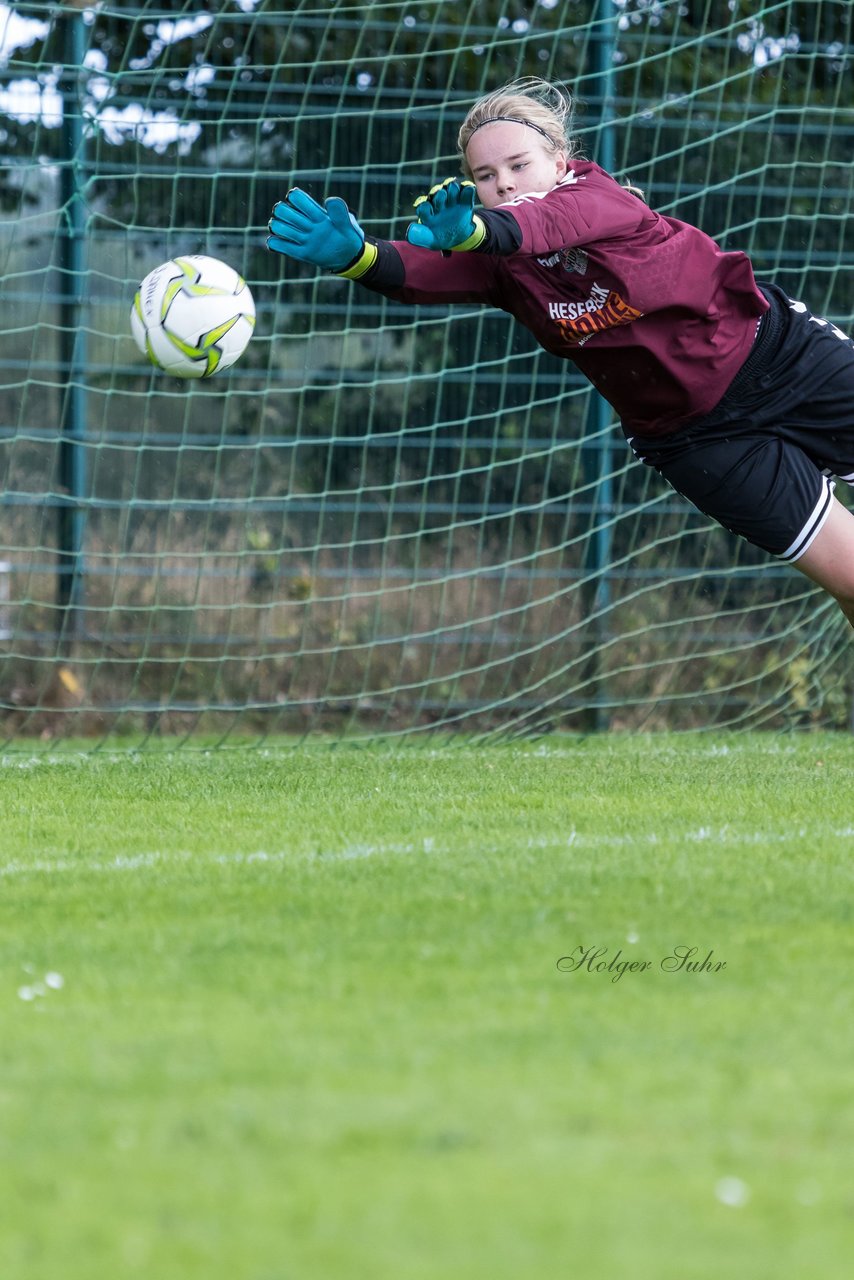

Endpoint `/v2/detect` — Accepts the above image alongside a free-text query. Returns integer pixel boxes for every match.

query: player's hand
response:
[267,189,365,271]
[406,178,484,251]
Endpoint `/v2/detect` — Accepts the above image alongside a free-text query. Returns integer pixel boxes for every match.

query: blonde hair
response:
[458,76,645,201]
[457,78,581,178]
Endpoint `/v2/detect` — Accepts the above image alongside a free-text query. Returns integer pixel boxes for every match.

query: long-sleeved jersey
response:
[344,160,769,437]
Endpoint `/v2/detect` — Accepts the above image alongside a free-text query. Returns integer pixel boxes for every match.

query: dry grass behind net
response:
[1,512,847,741]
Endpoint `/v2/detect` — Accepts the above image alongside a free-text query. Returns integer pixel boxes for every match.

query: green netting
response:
[0,0,851,745]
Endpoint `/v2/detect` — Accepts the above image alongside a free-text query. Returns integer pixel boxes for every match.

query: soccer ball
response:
[131,255,255,378]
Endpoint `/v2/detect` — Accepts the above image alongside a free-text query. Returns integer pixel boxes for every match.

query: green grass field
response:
[1,733,852,1279]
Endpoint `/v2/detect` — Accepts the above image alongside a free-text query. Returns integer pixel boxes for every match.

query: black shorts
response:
[626,282,854,560]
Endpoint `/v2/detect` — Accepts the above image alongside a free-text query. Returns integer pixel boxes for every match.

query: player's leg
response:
[792,496,854,628]
[629,283,854,626]
[631,429,851,620]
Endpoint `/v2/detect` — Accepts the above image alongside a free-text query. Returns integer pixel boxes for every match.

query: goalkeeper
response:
[267,77,854,630]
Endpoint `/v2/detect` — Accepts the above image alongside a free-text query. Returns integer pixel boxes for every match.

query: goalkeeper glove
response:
[406,178,486,252]
[267,189,376,276]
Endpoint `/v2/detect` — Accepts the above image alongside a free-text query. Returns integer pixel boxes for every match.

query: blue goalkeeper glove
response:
[267,189,369,273]
[406,178,486,252]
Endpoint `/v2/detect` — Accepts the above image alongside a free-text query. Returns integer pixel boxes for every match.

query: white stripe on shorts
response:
[780,476,835,562]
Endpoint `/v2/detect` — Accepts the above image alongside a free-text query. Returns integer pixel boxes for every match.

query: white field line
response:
[0,825,852,879]
[0,843,423,878]
[0,741,810,770]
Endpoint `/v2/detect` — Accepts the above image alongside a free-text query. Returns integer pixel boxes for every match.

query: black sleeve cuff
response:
[475,209,523,255]
[335,238,405,288]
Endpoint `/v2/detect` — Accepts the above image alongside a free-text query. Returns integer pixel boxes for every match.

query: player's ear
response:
[554,149,569,182]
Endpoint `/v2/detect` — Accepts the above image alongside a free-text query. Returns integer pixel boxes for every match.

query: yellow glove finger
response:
[412,178,476,210]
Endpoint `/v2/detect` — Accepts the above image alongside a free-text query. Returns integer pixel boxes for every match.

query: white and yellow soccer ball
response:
[131,255,255,378]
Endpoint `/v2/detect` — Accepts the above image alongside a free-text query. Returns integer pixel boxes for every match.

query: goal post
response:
[0,0,851,745]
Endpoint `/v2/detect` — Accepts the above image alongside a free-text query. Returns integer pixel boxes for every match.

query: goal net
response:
[0,0,851,745]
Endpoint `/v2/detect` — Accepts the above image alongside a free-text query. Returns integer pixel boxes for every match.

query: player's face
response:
[466,120,568,209]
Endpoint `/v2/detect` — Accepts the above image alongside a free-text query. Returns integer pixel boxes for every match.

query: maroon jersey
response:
[355,160,769,437]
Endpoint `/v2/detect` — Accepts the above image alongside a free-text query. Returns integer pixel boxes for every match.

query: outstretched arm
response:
[266,187,497,303]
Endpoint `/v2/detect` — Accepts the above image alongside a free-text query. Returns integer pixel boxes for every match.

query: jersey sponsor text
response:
[548,283,642,346]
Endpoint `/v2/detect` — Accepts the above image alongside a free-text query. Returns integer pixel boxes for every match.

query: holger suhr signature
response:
[557,944,726,983]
